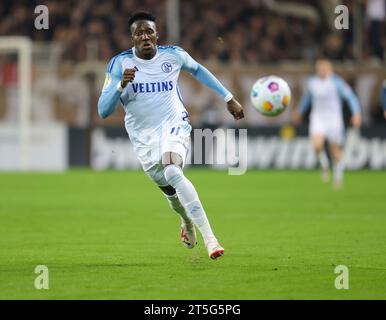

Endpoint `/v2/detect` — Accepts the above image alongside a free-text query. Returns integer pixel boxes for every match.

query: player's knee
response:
[312,136,325,152]
[163,164,184,187]
[314,144,324,153]
[162,152,183,167]
[330,146,342,161]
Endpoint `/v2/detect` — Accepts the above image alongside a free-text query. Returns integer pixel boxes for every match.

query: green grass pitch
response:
[0,169,385,299]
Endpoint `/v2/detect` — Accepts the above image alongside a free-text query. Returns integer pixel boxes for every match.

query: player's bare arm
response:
[291,110,302,125]
[351,114,361,129]
[293,81,311,126]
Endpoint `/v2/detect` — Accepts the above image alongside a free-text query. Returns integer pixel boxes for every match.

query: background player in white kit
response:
[381,80,386,119]
[97,12,244,259]
[293,59,362,189]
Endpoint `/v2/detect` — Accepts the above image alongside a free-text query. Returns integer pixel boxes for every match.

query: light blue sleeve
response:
[98,56,123,119]
[298,78,312,115]
[333,75,361,115]
[381,80,386,111]
[175,47,231,99]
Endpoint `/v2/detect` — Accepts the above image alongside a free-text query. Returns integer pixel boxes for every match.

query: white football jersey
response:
[103,46,198,142]
[98,45,232,168]
[301,74,360,127]
[122,46,193,137]
[309,76,344,126]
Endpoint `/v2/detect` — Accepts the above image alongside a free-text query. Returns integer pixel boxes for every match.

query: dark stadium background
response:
[0,0,385,171]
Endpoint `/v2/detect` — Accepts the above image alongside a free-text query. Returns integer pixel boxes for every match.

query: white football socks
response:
[163,165,216,243]
[165,193,191,224]
[318,151,330,171]
[333,159,345,186]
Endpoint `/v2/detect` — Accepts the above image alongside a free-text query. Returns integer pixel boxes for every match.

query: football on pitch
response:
[250,75,291,116]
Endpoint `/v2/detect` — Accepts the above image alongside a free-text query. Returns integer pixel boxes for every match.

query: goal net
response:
[0,36,32,171]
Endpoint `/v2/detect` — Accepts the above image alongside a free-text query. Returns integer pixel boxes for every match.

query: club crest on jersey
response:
[161,62,172,73]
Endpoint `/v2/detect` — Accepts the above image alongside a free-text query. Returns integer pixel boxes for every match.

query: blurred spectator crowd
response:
[0,0,385,63]
[0,0,385,128]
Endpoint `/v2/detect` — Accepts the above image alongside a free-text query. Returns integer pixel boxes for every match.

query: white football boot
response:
[180,220,197,249]
[205,237,225,260]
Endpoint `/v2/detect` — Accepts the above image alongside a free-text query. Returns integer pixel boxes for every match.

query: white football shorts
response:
[126,120,191,187]
[309,118,345,146]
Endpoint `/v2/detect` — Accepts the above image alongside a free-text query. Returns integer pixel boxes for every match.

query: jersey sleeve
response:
[175,47,232,100]
[298,78,312,115]
[97,56,123,119]
[334,75,361,115]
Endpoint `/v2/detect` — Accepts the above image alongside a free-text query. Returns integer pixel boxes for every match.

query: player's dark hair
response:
[314,49,333,63]
[128,11,156,29]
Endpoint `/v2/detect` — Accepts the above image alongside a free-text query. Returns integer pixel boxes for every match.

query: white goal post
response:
[0,36,32,170]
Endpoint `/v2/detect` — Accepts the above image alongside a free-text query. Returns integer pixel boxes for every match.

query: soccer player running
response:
[293,59,361,189]
[97,12,244,259]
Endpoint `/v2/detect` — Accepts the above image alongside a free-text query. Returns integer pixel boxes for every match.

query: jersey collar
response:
[133,46,158,63]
